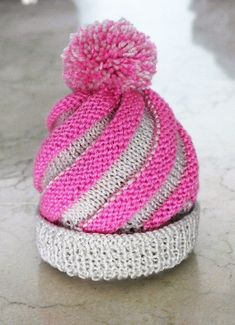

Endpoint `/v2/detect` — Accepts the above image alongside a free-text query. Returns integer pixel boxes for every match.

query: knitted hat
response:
[34,19,200,280]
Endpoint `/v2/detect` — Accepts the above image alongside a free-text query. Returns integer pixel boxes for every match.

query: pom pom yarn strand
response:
[62,19,157,93]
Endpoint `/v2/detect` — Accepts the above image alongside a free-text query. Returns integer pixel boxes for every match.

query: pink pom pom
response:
[62,19,157,93]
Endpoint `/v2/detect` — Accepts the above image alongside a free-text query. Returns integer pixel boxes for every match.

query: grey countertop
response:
[0,0,234,324]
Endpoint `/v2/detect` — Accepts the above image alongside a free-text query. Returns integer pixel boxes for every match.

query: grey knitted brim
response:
[36,204,200,281]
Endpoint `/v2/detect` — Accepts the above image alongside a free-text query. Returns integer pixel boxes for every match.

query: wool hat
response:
[34,19,200,280]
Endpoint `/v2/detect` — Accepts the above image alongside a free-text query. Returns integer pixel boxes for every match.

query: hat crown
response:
[34,20,199,235]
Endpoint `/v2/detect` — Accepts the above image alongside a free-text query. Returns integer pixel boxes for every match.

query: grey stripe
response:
[121,137,186,233]
[179,201,194,214]
[53,109,77,129]
[61,109,155,229]
[43,116,111,188]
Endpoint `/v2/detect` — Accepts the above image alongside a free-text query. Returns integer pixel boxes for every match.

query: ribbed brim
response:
[36,204,200,281]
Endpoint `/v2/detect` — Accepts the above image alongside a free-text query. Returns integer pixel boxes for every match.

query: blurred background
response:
[0,0,234,324]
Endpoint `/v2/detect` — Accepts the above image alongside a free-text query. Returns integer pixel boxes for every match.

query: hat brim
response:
[36,204,200,281]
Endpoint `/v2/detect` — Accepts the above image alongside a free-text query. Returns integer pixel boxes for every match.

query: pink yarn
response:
[144,121,199,230]
[39,91,145,222]
[34,19,199,235]
[63,19,157,93]
[47,92,87,132]
[83,90,177,233]
[34,91,117,192]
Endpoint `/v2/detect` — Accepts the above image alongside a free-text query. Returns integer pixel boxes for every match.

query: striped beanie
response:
[34,19,200,280]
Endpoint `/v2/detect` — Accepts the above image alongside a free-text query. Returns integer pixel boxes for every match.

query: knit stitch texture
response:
[34,19,200,279]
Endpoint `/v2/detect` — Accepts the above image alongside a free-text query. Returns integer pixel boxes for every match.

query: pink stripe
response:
[34,92,116,192]
[47,92,87,132]
[39,90,145,222]
[83,89,177,234]
[143,122,199,230]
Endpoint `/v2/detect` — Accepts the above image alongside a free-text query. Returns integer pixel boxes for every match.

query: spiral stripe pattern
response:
[34,89,199,234]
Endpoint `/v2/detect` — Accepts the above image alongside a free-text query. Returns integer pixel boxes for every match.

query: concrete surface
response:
[0,0,234,324]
